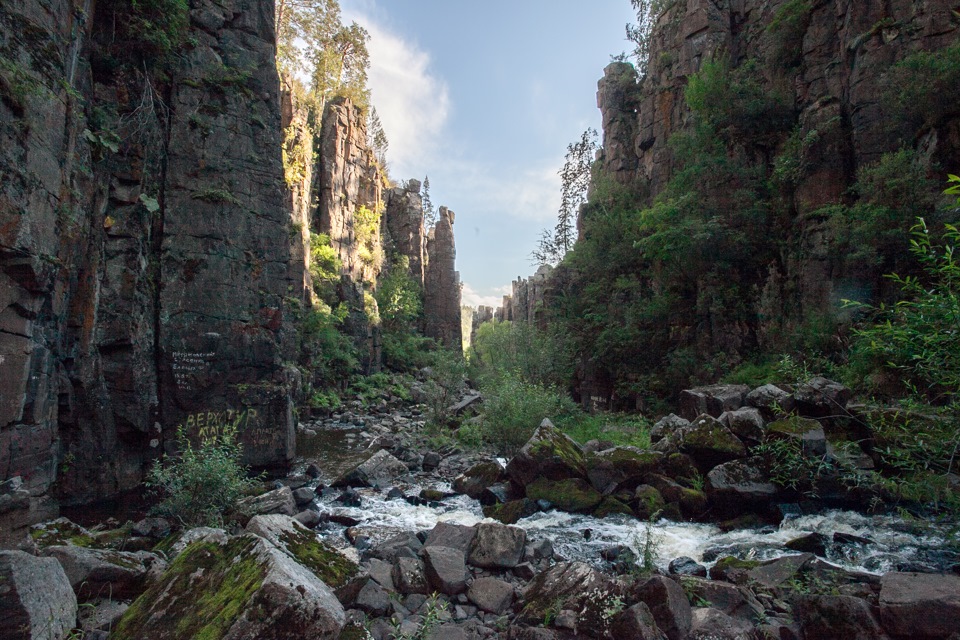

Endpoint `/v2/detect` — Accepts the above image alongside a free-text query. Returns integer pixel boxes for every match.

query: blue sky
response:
[339,1,638,308]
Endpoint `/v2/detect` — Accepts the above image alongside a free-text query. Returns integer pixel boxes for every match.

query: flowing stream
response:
[299,425,958,575]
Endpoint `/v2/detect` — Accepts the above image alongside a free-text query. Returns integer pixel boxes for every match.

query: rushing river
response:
[300,426,958,575]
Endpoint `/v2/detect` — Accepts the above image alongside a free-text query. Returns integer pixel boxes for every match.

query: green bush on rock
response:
[146,425,259,528]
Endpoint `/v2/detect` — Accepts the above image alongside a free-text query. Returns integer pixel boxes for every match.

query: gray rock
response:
[634,575,692,640]
[333,449,410,488]
[422,451,442,472]
[689,607,754,639]
[166,527,228,560]
[78,599,129,634]
[879,571,960,638]
[745,384,795,416]
[354,579,391,616]
[706,459,778,514]
[453,461,506,500]
[0,550,78,640]
[393,557,430,595]
[292,486,316,507]
[421,545,468,595]
[467,577,514,614]
[668,557,707,578]
[371,531,423,563]
[364,558,395,591]
[679,385,750,420]
[793,376,852,418]
[294,509,322,528]
[611,602,667,640]
[505,420,587,487]
[797,594,890,640]
[42,545,164,601]
[113,534,345,639]
[236,485,296,518]
[720,407,766,443]
[677,414,747,470]
[468,522,526,569]
[131,517,171,538]
[650,414,690,443]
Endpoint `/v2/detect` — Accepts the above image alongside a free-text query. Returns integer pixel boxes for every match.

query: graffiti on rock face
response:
[171,351,215,390]
[180,408,258,442]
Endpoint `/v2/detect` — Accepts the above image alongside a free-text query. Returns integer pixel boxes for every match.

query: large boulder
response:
[332,449,409,488]
[719,407,765,444]
[706,459,778,515]
[793,377,852,418]
[467,577,515,614]
[423,522,478,555]
[633,576,692,640]
[650,414,690,444]
[421,546,468,595]
[236,486,296,518]
[526,477,602,513]
[0,550,78,640]
[586,447,664,494]
[516,562,617,628]
[468,522,526,569]
[879,572,960,638]
[392,557,430,595]
[745,384,795,417]
[679,385,750,420]
[610,602,666,640]
[41,545,165,601]
[688,607,754,640]
[677,415,747,470]
[506,420,587,488]
[766,416,827,457]
[110,534,345,640]
[452,461,506,499]
[796,594,890,640]
[245,514,363,603]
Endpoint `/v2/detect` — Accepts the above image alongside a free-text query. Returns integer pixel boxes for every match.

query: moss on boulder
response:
[593,496,633,518]
[526,476,602,513]
[506,420,587,487]
[112,533,345,640]
[482,499,538,525]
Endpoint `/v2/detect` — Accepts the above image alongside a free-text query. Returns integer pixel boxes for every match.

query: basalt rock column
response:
[424,207,462,349]
[384,180,426,286]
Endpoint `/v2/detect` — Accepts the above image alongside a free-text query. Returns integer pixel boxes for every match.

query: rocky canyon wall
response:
[0,0,297,539]
[423,207,463,350]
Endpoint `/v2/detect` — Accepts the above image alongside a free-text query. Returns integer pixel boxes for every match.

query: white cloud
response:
[439,159,561,223]
[349,16,450,179]
[461,282,511,309]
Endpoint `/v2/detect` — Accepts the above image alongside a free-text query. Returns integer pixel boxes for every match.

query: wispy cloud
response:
[349,16,450,179]
[461,282,511,309]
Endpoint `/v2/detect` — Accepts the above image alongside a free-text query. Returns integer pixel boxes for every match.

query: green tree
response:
[422,175,437,229]
[533,128,598,265]
[368,106,389,166]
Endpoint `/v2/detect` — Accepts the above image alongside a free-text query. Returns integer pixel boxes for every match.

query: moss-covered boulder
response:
[29,518,95,549]
[585,447,664,494]
[41,544,165,601]
[506,419,587,488]
[678,414,747,470]
[482,499,539,525]
[767,416,826,456]
[706,459,778,517]
[453,460,505,499]
[112,534,345,640]
[593,496,633,518]
[526,476,602,513]
[634,485,666,519]
[516,561,619,631]
[246,514,363,604]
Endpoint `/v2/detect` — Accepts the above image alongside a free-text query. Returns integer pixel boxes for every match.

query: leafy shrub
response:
[423,349,469,429]
[100,0,189,61]
[479,375,580,455]
[883,40,960,129]
[469,320,573,389]
[310,233,342,305]
[765,0,812,69]
[561,413,651,449]
[300,304,359,387]
[376,257,433,372]
[146,426,258,527]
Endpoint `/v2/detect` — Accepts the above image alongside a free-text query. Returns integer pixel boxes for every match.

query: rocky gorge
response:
[3,377,960,639]
[2,0,960,638]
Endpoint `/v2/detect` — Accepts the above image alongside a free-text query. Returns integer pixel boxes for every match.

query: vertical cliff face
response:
[0,0,296,535]
[384,180,427,287]
[593,0,959,352]
[423,207,462,349]
[500,265,553,327]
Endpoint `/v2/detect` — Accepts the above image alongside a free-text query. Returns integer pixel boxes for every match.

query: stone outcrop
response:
[424,207,462,349]
[0,0,297,536]
[497,264,553,326]
[383,179,426,286]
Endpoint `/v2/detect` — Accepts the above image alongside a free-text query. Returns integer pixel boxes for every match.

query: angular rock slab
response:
[467,576,514,614]
[517,561,615,626]
[42,545,165,601]
[421,545,468,595]
[246,514,363,603]
[236,485,296,518]
[633,575,692,640]
[0,550,78,640]
[879,572,960,639]
[689,607,754,640]
[506,419,587,487]
[796,594,890,640]
[468,522,526,569]
[332,449,409,488]
[110,534,345,640]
